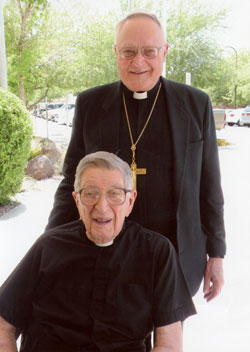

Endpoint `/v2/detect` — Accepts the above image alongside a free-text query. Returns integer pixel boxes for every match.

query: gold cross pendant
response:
[131,161,146,190]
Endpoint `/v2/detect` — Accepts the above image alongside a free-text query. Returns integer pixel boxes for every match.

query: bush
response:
[0,88,33,205]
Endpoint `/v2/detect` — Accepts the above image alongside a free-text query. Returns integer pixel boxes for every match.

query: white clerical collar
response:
[95,240,114,247]
[133,91,148,100]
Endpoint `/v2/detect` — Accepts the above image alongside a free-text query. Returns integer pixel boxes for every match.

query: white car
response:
[226,109,244,126]
[53,104,75,124]
[57,107,75,126]
[240,106,250,127]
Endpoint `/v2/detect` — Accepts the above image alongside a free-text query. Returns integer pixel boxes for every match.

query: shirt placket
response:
[90,248,113,350]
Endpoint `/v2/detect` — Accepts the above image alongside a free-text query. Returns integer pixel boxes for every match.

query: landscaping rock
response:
[40,138,61,165]
[25,155,54,180]
[30,137,64,175]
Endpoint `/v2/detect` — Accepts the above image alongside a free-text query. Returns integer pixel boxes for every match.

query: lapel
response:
[99,81,122,153]
[162,77,191,206]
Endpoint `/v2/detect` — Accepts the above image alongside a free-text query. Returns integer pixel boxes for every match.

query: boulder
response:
[25,155,54,180]
[30,137,64,175]
[39,138,61,165]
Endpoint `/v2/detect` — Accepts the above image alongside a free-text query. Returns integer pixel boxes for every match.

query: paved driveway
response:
[184,126,250,351]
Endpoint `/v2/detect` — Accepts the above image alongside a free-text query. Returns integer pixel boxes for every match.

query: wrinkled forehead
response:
[80,167,126,189]
[115,17,165,46]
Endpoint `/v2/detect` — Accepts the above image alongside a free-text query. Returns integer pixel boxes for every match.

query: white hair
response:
[74,151,133,191]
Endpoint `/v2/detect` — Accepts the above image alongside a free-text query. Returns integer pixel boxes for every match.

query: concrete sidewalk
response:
[0,125,249,351]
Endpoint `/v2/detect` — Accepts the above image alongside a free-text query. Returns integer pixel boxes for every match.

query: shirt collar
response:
[133,91,147,100]
[122,79,161,101]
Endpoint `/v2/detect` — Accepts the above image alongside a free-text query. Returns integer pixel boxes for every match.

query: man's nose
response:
[131,50,145,65]
[95,193,110,210]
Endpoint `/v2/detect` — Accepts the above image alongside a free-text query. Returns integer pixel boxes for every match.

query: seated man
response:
[0,151,196,352]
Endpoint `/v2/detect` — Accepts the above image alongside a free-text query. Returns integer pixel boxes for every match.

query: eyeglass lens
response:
[80,188,126,205]
[119,46,160,59]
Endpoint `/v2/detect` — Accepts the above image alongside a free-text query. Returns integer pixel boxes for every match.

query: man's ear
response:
[72,192,79,207]
[162,43,168,60]
[126,190,137,217]
[114,45,119,57]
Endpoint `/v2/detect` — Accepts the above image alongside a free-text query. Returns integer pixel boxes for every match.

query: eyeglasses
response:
[77,187,132,206]
[116,45,165,60]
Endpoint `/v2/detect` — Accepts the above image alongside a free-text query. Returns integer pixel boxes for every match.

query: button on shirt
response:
[0,220,196,352]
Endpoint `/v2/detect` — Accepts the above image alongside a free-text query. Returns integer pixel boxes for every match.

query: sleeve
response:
[200,96,226,257]
[153,240,196,327]
[46,93,86,230]
[0,238,43,328]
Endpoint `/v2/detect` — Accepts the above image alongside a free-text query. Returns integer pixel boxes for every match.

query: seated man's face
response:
[73,167,136,244]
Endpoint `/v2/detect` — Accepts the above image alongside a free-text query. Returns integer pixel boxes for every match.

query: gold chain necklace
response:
[122,82,162,189]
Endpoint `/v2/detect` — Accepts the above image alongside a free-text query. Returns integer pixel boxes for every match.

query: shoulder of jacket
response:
[162,77,209,101]
[40,220,83,242]
[77,81,120,99]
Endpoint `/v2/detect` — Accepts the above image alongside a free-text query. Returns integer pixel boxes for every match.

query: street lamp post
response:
[161,0,167,77]
[225,46,238,109]
[0,0,8,90]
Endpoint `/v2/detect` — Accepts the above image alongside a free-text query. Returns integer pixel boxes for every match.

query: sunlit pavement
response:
[0,120,249,351]
[184,125,250,351]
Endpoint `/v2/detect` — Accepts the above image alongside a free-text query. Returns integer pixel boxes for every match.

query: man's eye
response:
[108,190,122,197]
[108,191,119,197]
[144,48,156,57]
[84,191,97,198]
[121,48,136,57]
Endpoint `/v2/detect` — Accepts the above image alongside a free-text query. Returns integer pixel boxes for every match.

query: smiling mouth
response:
[131,71,147,75]
[94,218,112,225]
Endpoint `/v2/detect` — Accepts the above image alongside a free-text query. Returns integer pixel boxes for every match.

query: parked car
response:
[39,103,64,118]
[55,105,75,125]
[226,109,244,126]
[240,106,250,127]
[50,104,75,122]
[213,109,226,130]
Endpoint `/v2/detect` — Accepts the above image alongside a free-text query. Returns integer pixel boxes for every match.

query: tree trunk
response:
[19,73,26,105]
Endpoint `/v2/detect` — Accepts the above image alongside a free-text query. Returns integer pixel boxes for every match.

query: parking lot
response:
[226,106,250,127]
[0,122,249,351]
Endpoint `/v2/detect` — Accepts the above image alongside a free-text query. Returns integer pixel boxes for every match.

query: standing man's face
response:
[114,17,168,92]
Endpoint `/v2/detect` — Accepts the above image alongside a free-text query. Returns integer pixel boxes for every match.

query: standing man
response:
[46,10,226,300]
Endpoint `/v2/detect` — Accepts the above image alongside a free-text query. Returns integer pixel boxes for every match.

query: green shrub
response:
[0,88,33,205]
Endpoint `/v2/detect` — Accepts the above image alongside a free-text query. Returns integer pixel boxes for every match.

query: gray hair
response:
[115,9,165,43]
[74,151,133,191]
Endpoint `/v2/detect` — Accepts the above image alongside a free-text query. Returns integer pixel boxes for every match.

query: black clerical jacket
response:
[47,77,226,296]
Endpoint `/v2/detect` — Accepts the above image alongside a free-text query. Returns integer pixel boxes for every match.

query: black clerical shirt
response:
[0,219,196,352]
[118,79,178,250]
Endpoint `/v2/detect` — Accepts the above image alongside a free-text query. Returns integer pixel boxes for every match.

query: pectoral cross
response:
[131,144,146,190]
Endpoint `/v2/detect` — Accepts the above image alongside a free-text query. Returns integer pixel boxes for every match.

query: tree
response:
[5,0,244,109]
[236,50,250,107]
[72,13,119,92]
[165,0,226,88]
[206,49,250,107]
[4,0,48,105]
[4,0,80,106]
